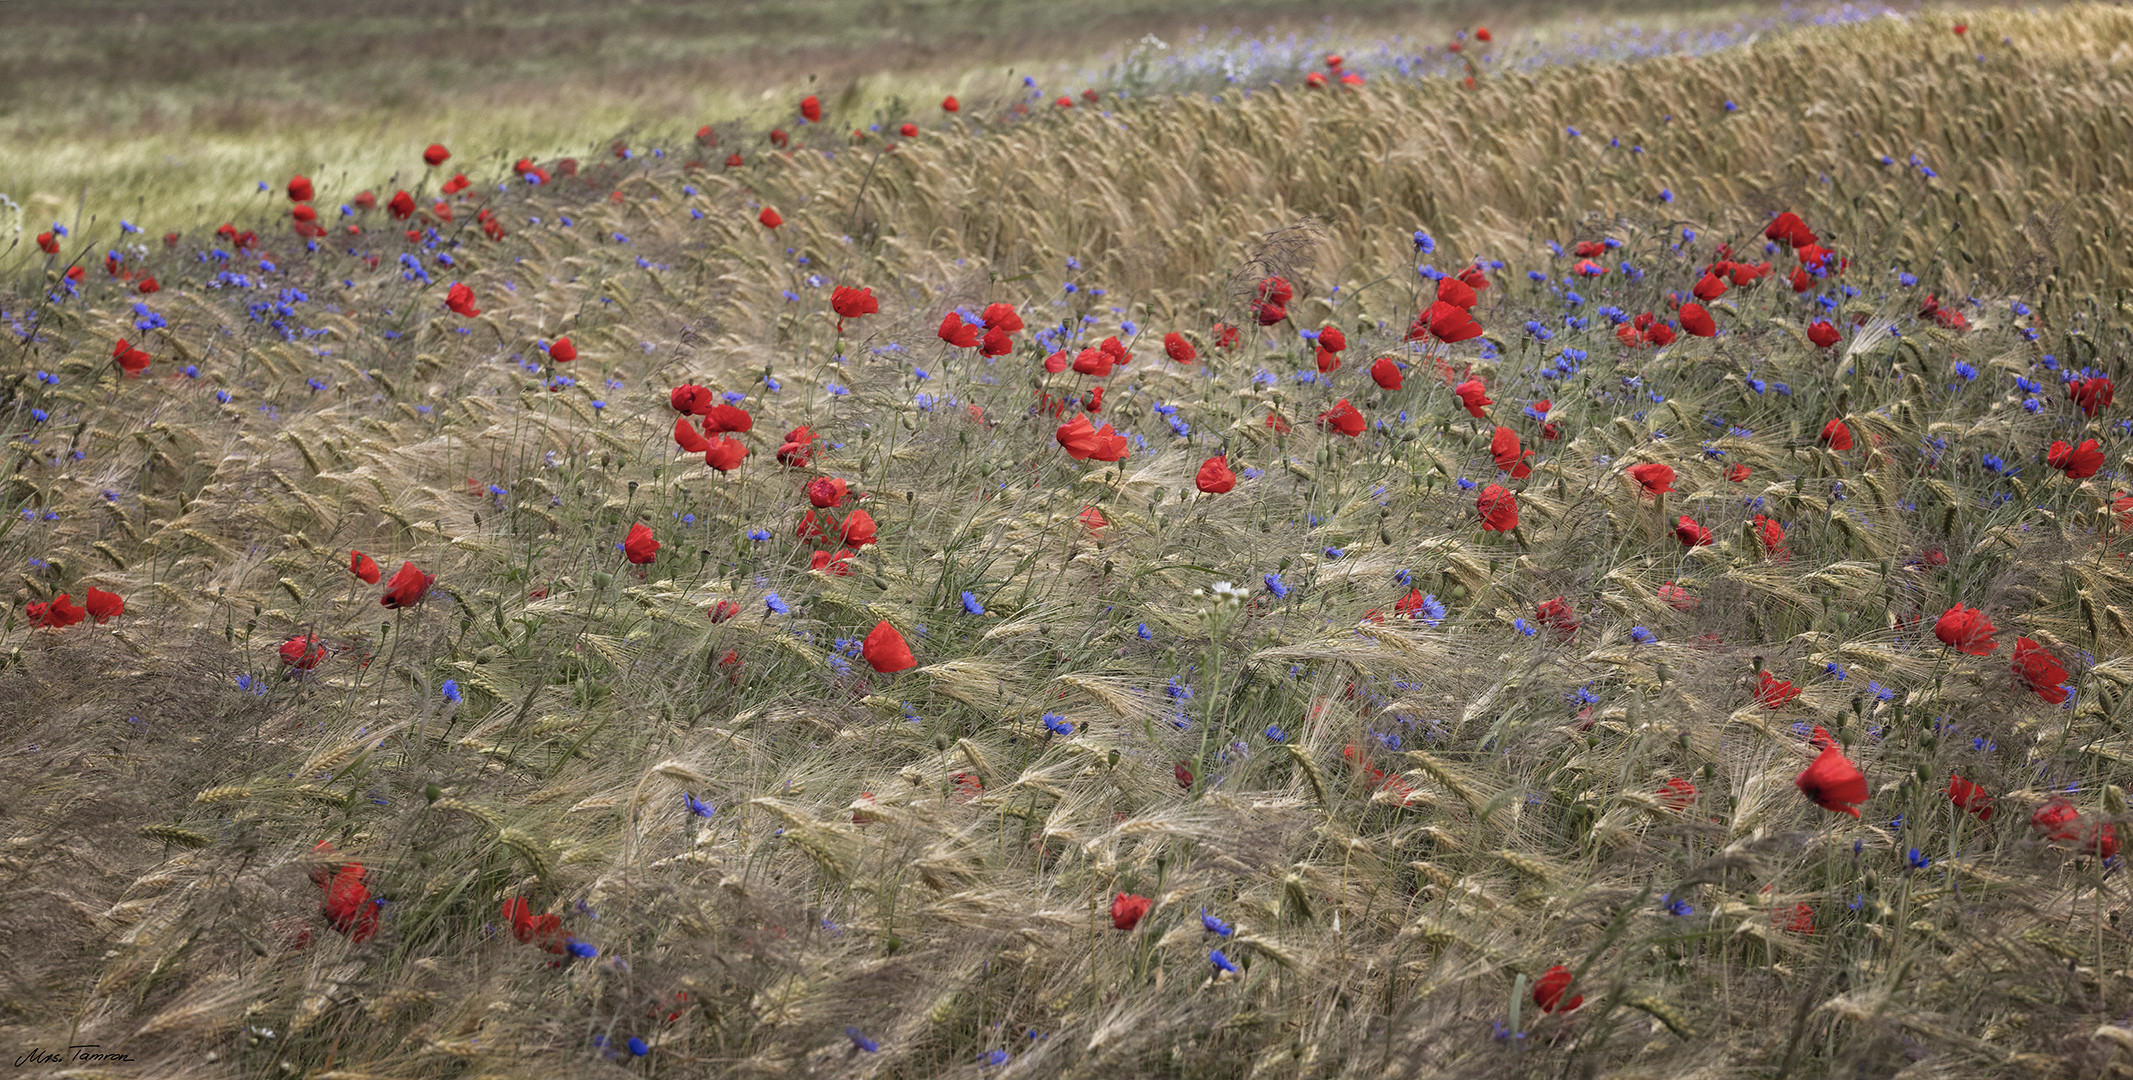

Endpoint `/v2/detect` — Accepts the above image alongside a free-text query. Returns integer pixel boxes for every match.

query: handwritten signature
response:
[14,1045,136,1068]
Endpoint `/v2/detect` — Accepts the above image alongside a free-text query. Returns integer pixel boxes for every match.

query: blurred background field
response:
[10,0,1871,233]
[12,2,2133,1079]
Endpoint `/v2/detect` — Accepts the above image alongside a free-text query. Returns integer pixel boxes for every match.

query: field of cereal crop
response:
[10,3,2133,1077]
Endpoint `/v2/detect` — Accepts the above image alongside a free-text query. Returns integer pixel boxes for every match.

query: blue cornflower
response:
[1413,230,1435,254]
[1630,626,1657,644]
[627,1037,649,1056]
[1263,573,1288,599]
[747,529,772,541]
[1906,848,1931,871]
[569,940,598,959]
[1868,681,1896,702]
[1201,910,1234,937]
[765,593,790,615]
[1211,950,1239,973]
[961,591,985,615]
[684,793,716,818]
[441,680,462,703]
[1661,893,1694,916]
[982,1050,1010,1067]
[1136,622,1152,640]
[1324,547,1344,559]
[847,1029,879,1053]
[1513,619,1537,637]
[1043,714,1073,736]
[1264,725,1286,742]
[1826,663,1846,681]
[1416,595,1447,627]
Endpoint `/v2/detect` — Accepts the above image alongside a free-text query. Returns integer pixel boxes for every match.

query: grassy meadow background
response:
[10,1,2133,1077]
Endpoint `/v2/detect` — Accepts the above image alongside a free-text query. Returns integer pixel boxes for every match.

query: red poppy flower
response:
[979,326,1014,357]
[899,122,918,137]
[808,477,849,508]
[703,404,753,434]
[1730,261,1772,286]
[1308,346,1337,374]
[1933,604,1998,654]
[1452,379,1492,418]
[1266,411,1291,434]
[704,437,748,472]
[811,548,856,575]
[831,286,879,328]
[725,152,744,168]
[1369,356,1403,390]
[799,95,822,122]
[1755,670,1802,707]
[1946,777,1995,822]
[974,302,1022,334]
[1641,321,1676,347]
[1318,399,1366,437]
[137,277,159,294]
[287,175,314,202]
[1763,211,1816,249]
[1196,455,1237,494]
[380,561,434,609]
[1213,323,1241,350]
[623,523,660,565]
[1476,484,1518,532]
[280,634,326,670]
[25,594,85,629]
[1056,415,1102,459]
[350,551,381,584]
[1919,294,1968,331]
[1110,892,1152,931]
[2048,439,2105,480]
[439,174,469,196]
[2012,636,2070,704]
[34,231,59,255]
[1674,516,1713,546]
[1726,463,1752,483]
[1795,744,1868,817]
[1819,418,1852,451]
[840,509,878,548]
[670,416,712,454]
[2033,799,2117,856]
[1315,326,1347,354]
[1081,386,1104,413]
[387,190,415,219]
[1534,597,1578,637]
[1752,514,1787,559]
[320,864,379,942]
[1163,332,1196,364]
[444,283,480,317]
[1677,302,1717,337]
[1658,582,1697,610]
[1412,300,1483,344]
[1435,275,1479,311]
[941,95,960,112]
[662,386,709,418]
[1533,966,1583,1012]
[112,339,152,377]
[938,312,980,349]
[83,586,124,623]
[777,427,816,467]
[2070,377,2114,417]
[423,143,450,167]
[862,619,916,673]
[1626,462,1674,497]
[1491,426,1531,478]
[1807,320,1841,349]
[1657,777,1697,809]
[1090,423,1130,462]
